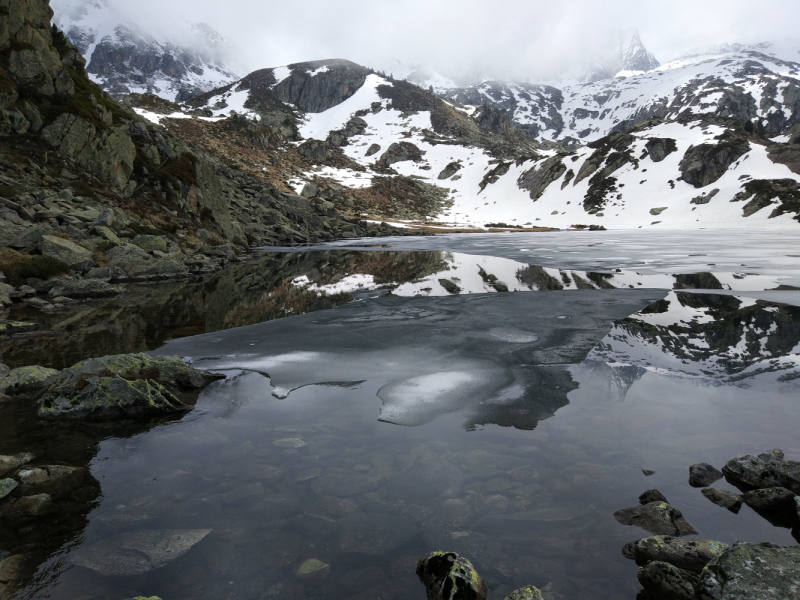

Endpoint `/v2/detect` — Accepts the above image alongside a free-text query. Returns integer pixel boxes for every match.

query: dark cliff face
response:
[272,59,370,113]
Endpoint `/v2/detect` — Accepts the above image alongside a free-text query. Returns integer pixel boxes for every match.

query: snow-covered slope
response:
[51,0,237,101]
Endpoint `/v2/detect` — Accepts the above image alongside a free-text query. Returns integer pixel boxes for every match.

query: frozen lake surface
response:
[3,230,800,600]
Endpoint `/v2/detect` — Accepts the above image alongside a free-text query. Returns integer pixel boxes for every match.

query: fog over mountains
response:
[46,0,800,231]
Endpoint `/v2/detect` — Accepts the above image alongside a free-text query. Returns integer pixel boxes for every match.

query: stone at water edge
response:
[742,486,797,512]
[639,489,668,505]
[624,536,729,572]
[504,586,544,600]
[637,561,698,600]
[701,488,743,513]
[0,479,18,500]
[721,449,800,494]
[416,551,488,600]
[689,462,723,488]
[614,502,698,536]
[14,465,84,499]
[0,453,35,478]
[699,542,800,599]
[0,366,60,398]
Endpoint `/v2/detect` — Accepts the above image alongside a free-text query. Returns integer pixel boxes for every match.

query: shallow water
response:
[2,231,800,600]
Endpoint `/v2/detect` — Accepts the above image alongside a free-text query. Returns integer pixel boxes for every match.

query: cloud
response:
[76,0,800,80]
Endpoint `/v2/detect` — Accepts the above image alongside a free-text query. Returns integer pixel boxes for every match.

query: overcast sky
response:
[77,0,800,79]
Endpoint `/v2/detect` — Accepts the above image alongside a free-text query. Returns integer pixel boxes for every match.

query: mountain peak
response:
[621,30,660,72]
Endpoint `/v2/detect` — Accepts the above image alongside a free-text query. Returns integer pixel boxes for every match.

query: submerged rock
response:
[338,513,419,555]
[0,493,53,522]
[625,536,729,572]
[701,488,743,513]
[722,449,800,494]
[387,457,464,504]
[699,542,800,599]
[72,529,212,576]
[638,560,698,600]
[504,586,544,600]
[37,376,189,421]
[416,551,487,600]
[614,502,697,536]
[689,463,723,488]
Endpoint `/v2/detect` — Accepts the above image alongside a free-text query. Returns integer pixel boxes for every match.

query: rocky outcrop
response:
[722,449,800,494]
[614,501,698,536]
[645,137,677,162]
[624,536,729,572]
[518,156,567,200]
[689,463,723,487]
[679,137,750,188]
[699,543,800,599]
[377,141,425,168]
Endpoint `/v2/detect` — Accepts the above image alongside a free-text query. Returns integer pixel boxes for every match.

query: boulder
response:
[378,141,424,167]
[689,463,724,488]
[504,586,543,600]
[638,560,698,600]
[613,502,698,536]
[72,529,212,576]
[626,536,729,572]
[132,235,168,254]
[679,138,750,188]
[365,143,381,157]
[742,486,797,512]
[47,279,124,299]
[0,454,35,477]
[41,235,95,270]
[416,551,487,600]
[645,138,678,162]
[701,488,743,513]
[438,162,462,180]
[639,489,669,505]
[296,558,330,580]
[0,366,60,398]
[49,353,224,394]
[14,465,85,499]
[722,449,800,494]
[699,542,800,599]
[0,493,53,522]
[37,376,190,421]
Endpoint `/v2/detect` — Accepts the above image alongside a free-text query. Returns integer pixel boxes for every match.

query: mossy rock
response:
[504,586,543,600]
[416,551,487,600]
[0,366,60,398]
[41,235,95,270]
[132,234,168,253]
[37,376,189,421]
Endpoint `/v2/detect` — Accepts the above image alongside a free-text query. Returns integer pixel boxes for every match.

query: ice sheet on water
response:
[159,290,664,427]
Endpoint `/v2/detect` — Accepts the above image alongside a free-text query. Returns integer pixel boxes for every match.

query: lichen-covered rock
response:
[639,489,669,505]
[638,560,699,600]
[37,376,189,421]
[132,235,168,253]
[14,465,84,499]
[722,449,800,494]
[416,551,487,600]
[698,542,800,599]
[701,488,743,513]
[0,366,60,398]
[627,536,729,572]
[0,453,35,478]
[47,279,124,299]
[614,502,698,536]
[50,353,223,393]
[689,463,724,488]
[41,235,95,270]
[504,586,543,600]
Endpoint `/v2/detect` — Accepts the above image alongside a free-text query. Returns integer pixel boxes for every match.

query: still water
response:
[2,231,799,600]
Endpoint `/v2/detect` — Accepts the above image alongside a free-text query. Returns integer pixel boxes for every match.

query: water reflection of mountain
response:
[589,292,800,385]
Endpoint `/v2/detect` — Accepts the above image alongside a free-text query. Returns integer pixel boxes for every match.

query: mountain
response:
[50,0,237,101]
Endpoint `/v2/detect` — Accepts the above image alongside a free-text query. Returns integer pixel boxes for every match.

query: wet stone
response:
[338,512,419,554]
[15,465,84,499]
[0,453,35,477]
[0,493,53,521]
[699,542,800,599]
[416,551,487,600]
[742,486,797,512]
[0,478,18,500]
[613,502,698,536]
[504,586,544,600]
[689,462,724,488]
[72,529,212,576]
[639,489,668,505]
[627,536,729,572]
[637,561,698,600]
[722,449,800,494]
[701,488,743,513]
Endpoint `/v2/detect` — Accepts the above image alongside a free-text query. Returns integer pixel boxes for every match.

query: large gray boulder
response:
[638,560,699,600]
[614,501,698,536]
[722,449,800,494]
[624,536,729,572]
[41,235,95,271]
[0,366,60,398]
[698,542,800,599]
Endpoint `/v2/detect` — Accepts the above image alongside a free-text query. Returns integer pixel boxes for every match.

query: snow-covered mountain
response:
[51,0,237,101]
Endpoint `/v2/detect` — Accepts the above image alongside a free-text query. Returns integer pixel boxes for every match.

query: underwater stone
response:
[504,586,544,600]
[614,502,697,537]
[701,488,743,513]
[689,463,723,488]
